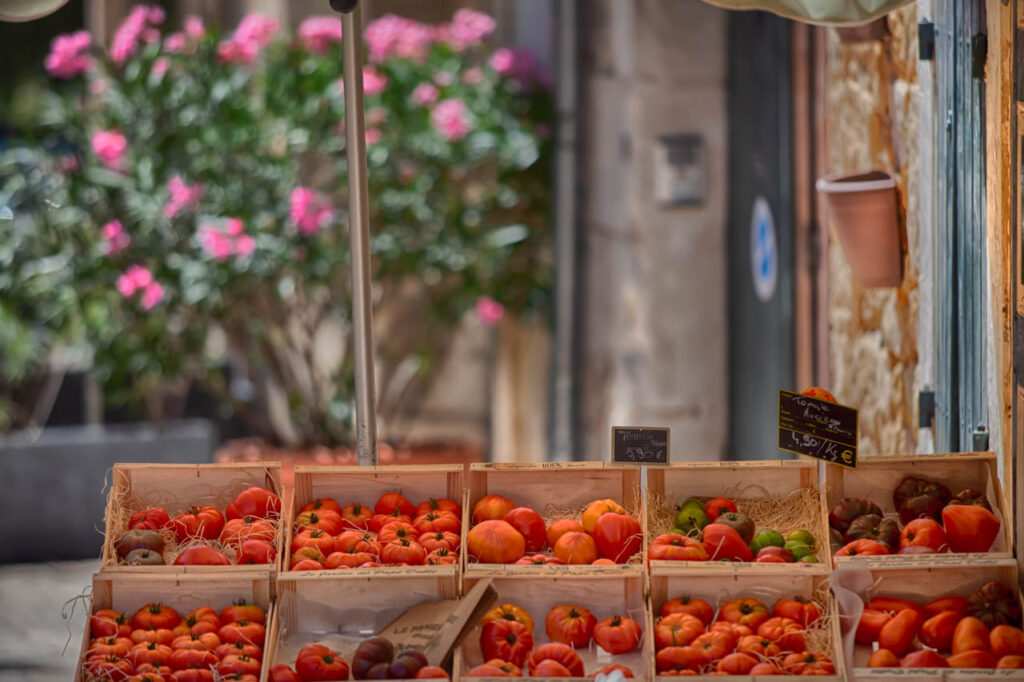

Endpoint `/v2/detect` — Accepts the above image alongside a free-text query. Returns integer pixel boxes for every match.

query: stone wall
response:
[825,7,923,456]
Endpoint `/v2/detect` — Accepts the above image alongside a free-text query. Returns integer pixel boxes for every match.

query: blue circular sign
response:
[750,196,777,302]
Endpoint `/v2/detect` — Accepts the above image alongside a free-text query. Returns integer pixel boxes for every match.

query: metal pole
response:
[332,0,378,465]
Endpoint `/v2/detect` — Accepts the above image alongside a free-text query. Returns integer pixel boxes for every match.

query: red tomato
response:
[215,641,261,660]
[942,504,1001,553]
[368,511,412,534]
[593,615,642,654]
[502,507,546,552]
[301,498,343,515]
[84,654,134,679]
[381,538,427,565]
[378,521,418,544]
[718,598,770,630]
[953,616,991,655]
[425,548,458,565]
[340,502,372,529]
[649,534,710,562]
[581,499,627,533]
[472,494,517,523]
[662,596,714,624]
[132,604,182,631]
[592,512,642,563]
[415,666,450,679]
[655,613,705,649]
[169,633,220,651]
[413,511,462,536]
[296,643,350,681]
[324,550,375,568]
[418,531,460,553]
[169,671,214,682]
[131,628,175,646]
[772,596,821,627]
[219,621,266,647]
[553,531,598,564]
[170,506,224,543]
[545,519,584,548]
[375,492,415,517]
[292,528,336,555]
[526,643,584,676]
[129,507,171,531]
[294,510,344,536]
[335,530,379,555]
[291,559,324,571]
[91,609,131,638]
[835,539,891,556]
[703,524,754,562]
[924,596,969,617]
[237,539,276,565]
[705,497,737,522]
[268,664,302,682]
[545,604,596,647]
[168,648,218,670]
[900,518,949,552]
[173,545,230,566]
[221,517,275,548]
[415,498,462,518]
[217,654,261,676]
[467,520,526,564]
[878,609,924,656]
[221,603,265,625]
[480,619,534,666]
[226,486,281,520]
[594,664,634,678]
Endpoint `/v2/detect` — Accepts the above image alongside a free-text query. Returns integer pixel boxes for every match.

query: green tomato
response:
[786,529,816,547]
[674,505,709,534]
[680,497,705,511]
[750,529,785,554]
[799,554,821,563]
[785,541,816,559]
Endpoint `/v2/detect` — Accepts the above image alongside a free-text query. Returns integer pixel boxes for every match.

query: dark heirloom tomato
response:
[828,498,883,533]
[844,514,899,550]
[115,529,166,559]
[969,582,1023,626]
[389,649,427,679]
[893,476,952,509]
[949,488,993,511]
[898,494,945,525]
[225,486,281,520]
[352,637,394,679]
[713,512,755,544]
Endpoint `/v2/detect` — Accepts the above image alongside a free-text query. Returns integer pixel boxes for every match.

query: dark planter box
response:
[0,419,215,563]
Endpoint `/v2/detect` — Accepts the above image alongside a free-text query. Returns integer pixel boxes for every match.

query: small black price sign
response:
[612,426,670,465]
[778,390,858,468]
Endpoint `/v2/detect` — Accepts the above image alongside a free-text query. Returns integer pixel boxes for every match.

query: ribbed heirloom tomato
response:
[324,549,375,568]
[221,603,264,625]
[89,636,132,657]
[217,654,261,676]
[172,506,225,542]
[592,512,642,563]
[226,486,281,520]
[593,615,642,654]
[545,605,596,647]
[133,604,182,631]
[649,536,708,565]
[480,619,534,666]
[530,660,571,676]
[655,613,704,649]
[502,507,546,552]
[294,510,344,535]
[483,604,535,633]
[368,510,411,534]
[416,497,461,518]
[291,528,335,555]
[467,520,525,564]
[581,499,627,533]
[736,634,781,658]
[375,492,415,518]
[782,651,834,674]
[174,545,231,566]
[170,632,220,651]
[129,507,171,531]
[900,519,948,552]
[378,521,418,544]
[419,531,459,553]
[757,617,805,653]
[302,498,343,515]
[340,502,372,529]
[545,519,584,548]
[335,530,378,555]
[773,596,821,627]
[382,538,427,565]
[690,631,735,663]
[472,494,517,523]
[413,511,461,536]
[552,531,598,564]
[594,664,634,678]
[238,538,276,564]
[717,652,758,675]
[92,609,132,638]
[426,547,457,565]
[130,628,174,645]
[176,607,219,637]
[656,645,703,673]
[168,648,218,670]
[661,596,714,624]
[215,641,261,660]
[219,621,266,647]
[719,598,770,630]
[296,643,350,681]
[526,644,584,676]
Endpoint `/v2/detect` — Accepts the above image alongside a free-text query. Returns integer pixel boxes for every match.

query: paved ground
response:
[0,560,95,682]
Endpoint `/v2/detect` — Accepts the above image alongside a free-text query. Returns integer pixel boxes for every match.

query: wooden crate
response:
[284,464,465,581]
[77,570,273,682]
[833,561,1023,680]
[824,452,1013,565]
[646,460,830,573]
[268,571,460,680]
[455,569,650,680]
[648,570,843,680]
[101,462,284,573]
[463,462,643,577]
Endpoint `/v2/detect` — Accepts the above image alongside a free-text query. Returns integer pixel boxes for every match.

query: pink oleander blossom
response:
[217,40,258,64]
[363,66,388,95]
[447,9,496,49]
[234,234,255,257]
[164,32,186,53]
[117,265,152,297]
[44,30,92,79]
[185,15,204,39]
[140,282,164,310]
[163,175,203,219]
[430,98,471,141]
[365,128,382,146]
[475,296,504,326]
[463,67,483,85]
[199,218,253,261]
[411,82,438,106]
[110,5,162,66]
[102,220,131,254]
[489,46,537,83]
[364,14,433,62]
[298,16,342,54]
[91,130,127,169]
[218,13,278,65]
[289,187,333,236]
[151,57,169,77]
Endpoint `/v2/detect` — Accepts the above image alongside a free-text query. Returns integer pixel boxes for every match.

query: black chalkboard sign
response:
[612,426,670,465]
[778,390,858,468]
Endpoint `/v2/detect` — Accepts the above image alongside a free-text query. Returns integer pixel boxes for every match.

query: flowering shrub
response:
[0,7,553,442]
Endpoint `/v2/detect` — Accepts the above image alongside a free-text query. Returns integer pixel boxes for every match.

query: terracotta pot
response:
[816,170,903,287]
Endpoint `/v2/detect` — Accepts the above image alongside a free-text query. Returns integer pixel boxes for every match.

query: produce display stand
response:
[454,569,650,679]
[823,452,1013,566]
[648,569,844,680]
[646,459,831,572]
[76,570,274,682]
[463,462,644,577]
[100,461,284,573]
[832,560,1023,680]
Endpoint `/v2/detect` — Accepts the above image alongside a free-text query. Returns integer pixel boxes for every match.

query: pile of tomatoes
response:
[465,601,643,677]
[82,601,266,681]
[654,594,834,676]
[116,486,281,567]
[466,495,641,566]
[267,637,449,681]
[289,493,462,570]
[859,581,1024,669]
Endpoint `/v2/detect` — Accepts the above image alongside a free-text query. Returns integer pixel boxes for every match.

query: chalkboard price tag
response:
[778,390,858,468]
[612,426,670,465]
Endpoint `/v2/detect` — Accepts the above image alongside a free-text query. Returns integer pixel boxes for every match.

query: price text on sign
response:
[612,426,670,465]
[777,390,858,468]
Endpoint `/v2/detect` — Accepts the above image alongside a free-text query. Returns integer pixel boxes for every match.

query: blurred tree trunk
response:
[491,316,550,462]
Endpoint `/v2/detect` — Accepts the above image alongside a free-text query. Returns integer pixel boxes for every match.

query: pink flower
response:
[289,187,333,236]
[163,175,203,219]
[363,66,388,95]
[44,30,92,79]
[218,13,278,65]
[146,6,165,24]
[58,155,80,173]
[102,220,131,254]
[164,32,186,53]
[365,128,382,146]
[110,5,161,66]
[199,218,254,260]
[475,297,504,326]
[463,67,483,85]
[234,235,255,257]
[489,46,546,87]
[448,9,496,49]
[410,82,439,106]
[117,265,153,297]
[184,15,204,39]
[91,130,127,170]
[365,14,433,62]
[151,57,169,77]
[141,28,160,44]
[298,16,342,54]
[140,282,164,310]
[217,40,258,64]
[430,99,472,141]
[225,217,244,236]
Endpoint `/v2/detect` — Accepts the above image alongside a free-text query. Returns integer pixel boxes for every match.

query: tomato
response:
[219,621,266,647]
[296,642,349,681]
[878,608,923,656]
[593,615,642,654]
[375,492,415,517]
[835,539,890,556]
[502,507,546,552]
[470,494,516,524]
[483,603,535,633]
[901,649,948,668]
[226,487,281,520]
[998,655,1024,668]
[704,497,737,522]
[174,545,231,566]
[288,528,332,555]
[661,596,714,624]
[221,517,276,548]
[593,664,634,678]
[544,604,595,646]
[418,531,460,553]
[89,636,133,657]
[969,581,1022,626]
[215,641,261,660]
[855,608,892,645]
[719,598,770,630]
[416,498,462,518]
[413,511,461,536]
[337,502,372,530]
[754,547,793,563]
[782,651,834,674]
[168,648,218,669]
[368,511,412,534]
[464,663,511,677]
[291,559,324,571]
[291,547,327,568]
[130,507,171,531]
[654,613,704,649]
[294,510,344,535]
[268,664,302,682]
[690,631,735,663]
[515,554,564,565]
[425,548,458,565]
[467,520,525,564]
[132,604,182,631]
[702,524,753,562]
[757,617,806,653]
[478,621,533,667]
[948,649,998,668]
[322,550,370,568]
[656,646,704,673]
[717,652,758,675]
[415,666,450,679]
[773,596,821,627]
[649,534,709,562]
[221,603,265,626]
[918,610,959,650]
[217,654,261,676]
[175,607,220,635]
[526,643,584,676]
[736,635,781,658]
[866,596,924,616]
[169,633,220,651]
[302,498,343,515]
[128,673,168,682]
[378,521,418,544]
[866,649,900,667]
[592,512,642,563]
[579,499,625,533]
[942,504,1001,553]
[548,531,595,564]
[900,518,948,552]
[84,654,134,679]
[544,519,584,549]
[92,609,131,638]
[991,625,1024,657]
[131,628,176,645]
[335,531,379,555]
[381,538,427,565]
[921,596,966,617]
[749,662,781,675]
[709,620,752,641]
[171,506,225,543]
[953,616,991,655]
[237,539,276,565]
[350,637,393,679]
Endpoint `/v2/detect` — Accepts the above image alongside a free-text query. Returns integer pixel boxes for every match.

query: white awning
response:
[0,0,67,22]
[701,0,913,25]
